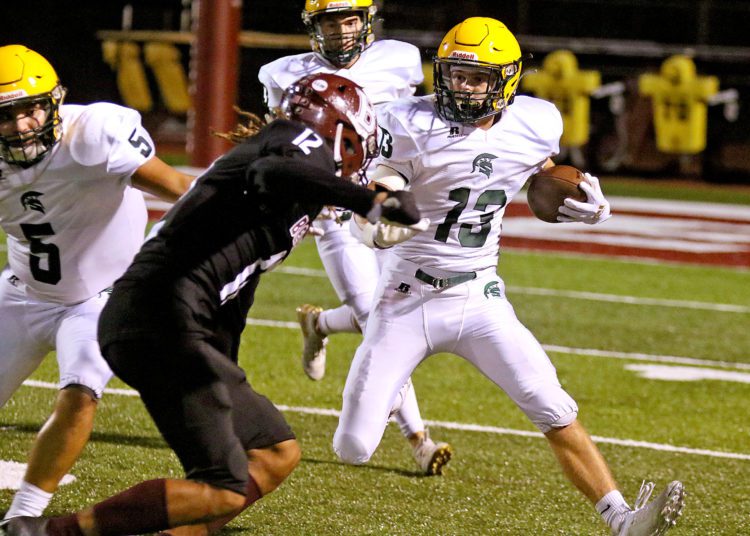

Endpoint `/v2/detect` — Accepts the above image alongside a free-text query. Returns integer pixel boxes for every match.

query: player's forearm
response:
[132,157,194,202]
[253,157,377,217]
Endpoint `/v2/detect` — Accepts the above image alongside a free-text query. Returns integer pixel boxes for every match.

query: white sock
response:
[318,305,358,335]
[391,379,424,438]
[596,490,630,533]
[4,481,53,519]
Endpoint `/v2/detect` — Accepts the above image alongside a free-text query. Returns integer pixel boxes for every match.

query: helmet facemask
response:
[332,110,378,185]
[0,84,65,167]
[302,7,375,67]
[434,58,520,123]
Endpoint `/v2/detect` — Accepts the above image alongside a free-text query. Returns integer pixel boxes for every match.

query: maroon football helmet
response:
[280,73,378,182]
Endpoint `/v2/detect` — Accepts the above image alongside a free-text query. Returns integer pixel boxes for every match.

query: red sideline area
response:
[503,194,750,268]
[145,182,750,268]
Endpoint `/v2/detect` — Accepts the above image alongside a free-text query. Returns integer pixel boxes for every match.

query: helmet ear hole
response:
[342,136,356,155]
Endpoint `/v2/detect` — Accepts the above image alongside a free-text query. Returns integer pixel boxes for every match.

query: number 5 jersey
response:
[0,103,154,304]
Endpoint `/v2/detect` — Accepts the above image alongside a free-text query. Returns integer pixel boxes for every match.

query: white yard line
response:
[504,286,750,313]
[0,257,742,313]
[19,379,750,462]
[243,317,750,370]
[273,265,750,313]
[541,345,750,371]
[0,460,74,490]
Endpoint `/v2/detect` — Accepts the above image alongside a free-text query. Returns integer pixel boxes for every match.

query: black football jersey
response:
[99,120,374,348]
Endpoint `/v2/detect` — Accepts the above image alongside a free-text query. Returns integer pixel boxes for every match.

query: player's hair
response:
[213,107,267,143]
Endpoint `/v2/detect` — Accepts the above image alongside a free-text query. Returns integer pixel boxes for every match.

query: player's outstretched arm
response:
[251,156,422,226]
[131,156,195,202]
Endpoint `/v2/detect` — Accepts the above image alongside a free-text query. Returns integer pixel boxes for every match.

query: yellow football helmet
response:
[302,0,377,67]
[433,17,523,123]
[0,45,66,167]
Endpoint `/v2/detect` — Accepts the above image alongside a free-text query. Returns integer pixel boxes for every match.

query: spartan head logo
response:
[21,191,46,214]
[472,153,498,178]
[483,281,503,299]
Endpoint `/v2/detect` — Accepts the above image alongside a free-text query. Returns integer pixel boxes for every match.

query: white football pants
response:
[0,268,113,406]
[313,216,426,438]
[333,255,578,465]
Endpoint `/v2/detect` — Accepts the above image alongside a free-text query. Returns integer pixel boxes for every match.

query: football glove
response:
[365,190,421,226]
[557,173,612,224]
[350,217,430,249]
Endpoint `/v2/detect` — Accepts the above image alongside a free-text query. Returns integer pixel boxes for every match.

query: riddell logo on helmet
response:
[327,1,354,7]
[449,51,478,60]
[0,90,28,102]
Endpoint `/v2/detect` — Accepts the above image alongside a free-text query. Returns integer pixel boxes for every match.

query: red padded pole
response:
[188,0,242,166]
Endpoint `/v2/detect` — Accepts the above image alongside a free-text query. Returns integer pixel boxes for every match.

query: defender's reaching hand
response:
[366,190,421,226]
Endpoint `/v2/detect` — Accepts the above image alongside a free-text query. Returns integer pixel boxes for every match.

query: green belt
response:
[415,268,476,290]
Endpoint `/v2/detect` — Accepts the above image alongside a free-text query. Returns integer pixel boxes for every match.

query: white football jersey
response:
[375,95,562,272]
[0,103,153,304]
[258,40,423,107]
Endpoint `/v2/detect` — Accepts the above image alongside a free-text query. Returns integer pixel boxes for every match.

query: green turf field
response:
[1,207,749,535]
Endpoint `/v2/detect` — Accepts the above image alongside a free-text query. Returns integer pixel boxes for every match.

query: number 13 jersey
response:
[0,103,154,304]
[374,95,562,272]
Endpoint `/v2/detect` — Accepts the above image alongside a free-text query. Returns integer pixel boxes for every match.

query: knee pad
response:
[333,433,372,465]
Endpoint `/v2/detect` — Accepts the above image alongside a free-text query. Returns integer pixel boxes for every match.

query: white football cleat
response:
[296,304,327,381]
[412,429,453,476]
[616,480,685,536]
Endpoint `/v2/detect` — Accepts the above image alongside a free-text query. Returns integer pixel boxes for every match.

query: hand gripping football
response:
[527,165,588,223]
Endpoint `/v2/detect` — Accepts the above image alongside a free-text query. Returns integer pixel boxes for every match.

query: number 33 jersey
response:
[374,95,562,272]
[0,103,153,304]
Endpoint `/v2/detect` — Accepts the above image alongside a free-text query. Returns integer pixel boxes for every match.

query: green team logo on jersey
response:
[472,153,498,178]
[483,281,502,299]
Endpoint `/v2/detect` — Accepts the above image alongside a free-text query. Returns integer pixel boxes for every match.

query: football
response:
[526,165,588,223]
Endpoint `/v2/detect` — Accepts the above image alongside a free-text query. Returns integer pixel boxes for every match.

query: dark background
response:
[2,1,748,181]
